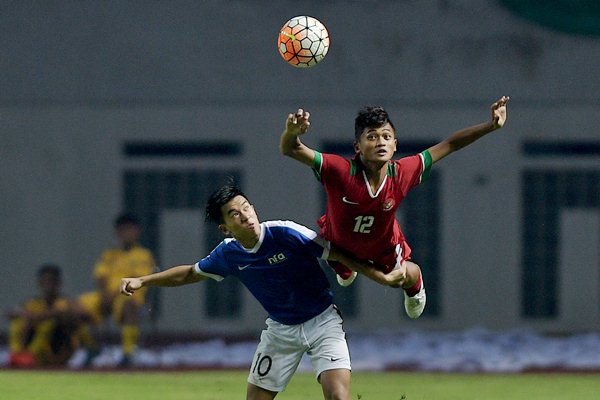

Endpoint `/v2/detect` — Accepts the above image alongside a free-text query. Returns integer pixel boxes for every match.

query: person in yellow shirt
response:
[78,214,156,367]
[6,264,86,367]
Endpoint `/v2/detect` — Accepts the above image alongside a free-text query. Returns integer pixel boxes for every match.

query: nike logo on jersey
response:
[330,357,342,362]
[238,264,252,270]
[342,196,359,205]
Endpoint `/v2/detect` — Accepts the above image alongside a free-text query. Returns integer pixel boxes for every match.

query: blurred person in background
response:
[78,213,156,367]
[6,264,87,367]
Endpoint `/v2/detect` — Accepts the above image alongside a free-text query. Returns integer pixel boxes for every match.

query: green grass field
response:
[1,370,599,400]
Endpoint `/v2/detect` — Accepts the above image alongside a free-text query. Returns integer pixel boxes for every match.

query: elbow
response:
[441,139,461,155]
[447,142,460,153]
[181,265,199,285]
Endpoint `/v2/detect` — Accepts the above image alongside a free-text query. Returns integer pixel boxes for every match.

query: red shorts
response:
[327,240,412,278]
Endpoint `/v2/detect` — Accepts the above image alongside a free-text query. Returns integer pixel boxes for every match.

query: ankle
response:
[403,275,422,297]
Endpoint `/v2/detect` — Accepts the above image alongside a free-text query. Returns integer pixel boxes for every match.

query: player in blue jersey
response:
[120,184,406,400]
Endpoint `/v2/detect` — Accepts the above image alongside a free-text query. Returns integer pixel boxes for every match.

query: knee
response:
[319,370,351,400]
[323,385,350,400]
[402,261,422,288]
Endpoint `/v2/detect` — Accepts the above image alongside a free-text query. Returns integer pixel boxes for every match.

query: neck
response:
[237,225,261,249]
[239,237,258,249]
[360,157,388,179]
[44,294,58,305]
[358,157,389,194]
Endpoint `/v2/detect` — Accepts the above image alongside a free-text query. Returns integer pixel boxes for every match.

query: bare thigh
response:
[246,382,277,400]
[319,368,351,400]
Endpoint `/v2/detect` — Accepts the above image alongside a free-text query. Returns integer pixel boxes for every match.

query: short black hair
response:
[114,213,139,228]
[37,264,62,280]
[354,106,395,141]
[206,185,247,224]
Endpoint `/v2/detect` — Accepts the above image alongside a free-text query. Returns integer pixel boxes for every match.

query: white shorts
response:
[247,304,351,393]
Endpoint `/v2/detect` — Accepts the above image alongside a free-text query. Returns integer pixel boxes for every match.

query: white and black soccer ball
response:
[277,16,330,68]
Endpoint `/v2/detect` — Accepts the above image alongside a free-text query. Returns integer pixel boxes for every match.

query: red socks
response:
[404,274,422,297]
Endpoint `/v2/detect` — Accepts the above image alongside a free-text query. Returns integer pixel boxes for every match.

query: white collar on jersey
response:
[362,170,388,198]
[239,222,265,253]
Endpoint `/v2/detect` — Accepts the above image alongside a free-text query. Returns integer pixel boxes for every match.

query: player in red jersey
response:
[280,96,509,318]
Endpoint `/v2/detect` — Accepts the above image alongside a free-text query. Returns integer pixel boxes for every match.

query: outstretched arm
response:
[120,265,206,296]
[427,96,509,164]
[328,245,407,287]
[279,108,316,167]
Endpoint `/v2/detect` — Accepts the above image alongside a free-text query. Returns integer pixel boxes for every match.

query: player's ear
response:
[353,141,361,154]
[218,224,230,236]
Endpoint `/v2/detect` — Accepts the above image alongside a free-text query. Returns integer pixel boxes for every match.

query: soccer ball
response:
[277,16,330,68]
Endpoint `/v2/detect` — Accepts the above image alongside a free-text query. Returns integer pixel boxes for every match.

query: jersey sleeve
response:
[312,151,351,184]
[193,241,230,281]
[396,149,433,192]
[419,149,433,182]
[23,298,44,314]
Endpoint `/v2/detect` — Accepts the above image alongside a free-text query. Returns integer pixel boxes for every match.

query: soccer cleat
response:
[336,271,358,287]
[404,284,426,319]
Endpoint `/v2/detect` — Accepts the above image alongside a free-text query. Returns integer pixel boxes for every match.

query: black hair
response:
[114,213,139,228]
[37,264,62,280]
[354,106,395,141]
[205,184,248,224]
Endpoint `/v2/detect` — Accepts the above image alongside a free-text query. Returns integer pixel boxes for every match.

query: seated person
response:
[78,213,156,366]
[6,264,86,367]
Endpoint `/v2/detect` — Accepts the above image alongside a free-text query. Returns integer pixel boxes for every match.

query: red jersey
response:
[313,150,432,271]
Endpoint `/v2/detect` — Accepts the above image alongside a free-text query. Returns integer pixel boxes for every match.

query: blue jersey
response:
[194,220,334,325]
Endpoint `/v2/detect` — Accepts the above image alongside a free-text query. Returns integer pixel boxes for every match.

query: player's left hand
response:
[285,109,311,136]
[491,96,509,129]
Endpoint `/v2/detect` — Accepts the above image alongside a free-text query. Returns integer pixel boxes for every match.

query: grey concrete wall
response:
[2,1,599,334]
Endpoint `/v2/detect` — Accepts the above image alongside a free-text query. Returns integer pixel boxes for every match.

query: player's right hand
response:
[387,262,408,288]
[285,108,310,135]
[120,278,142,296]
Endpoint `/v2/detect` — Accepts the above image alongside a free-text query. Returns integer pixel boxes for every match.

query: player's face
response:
[38,272,61,298]
[116,223,141,249]
[219,195,260,244]
[355,123,397,163]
